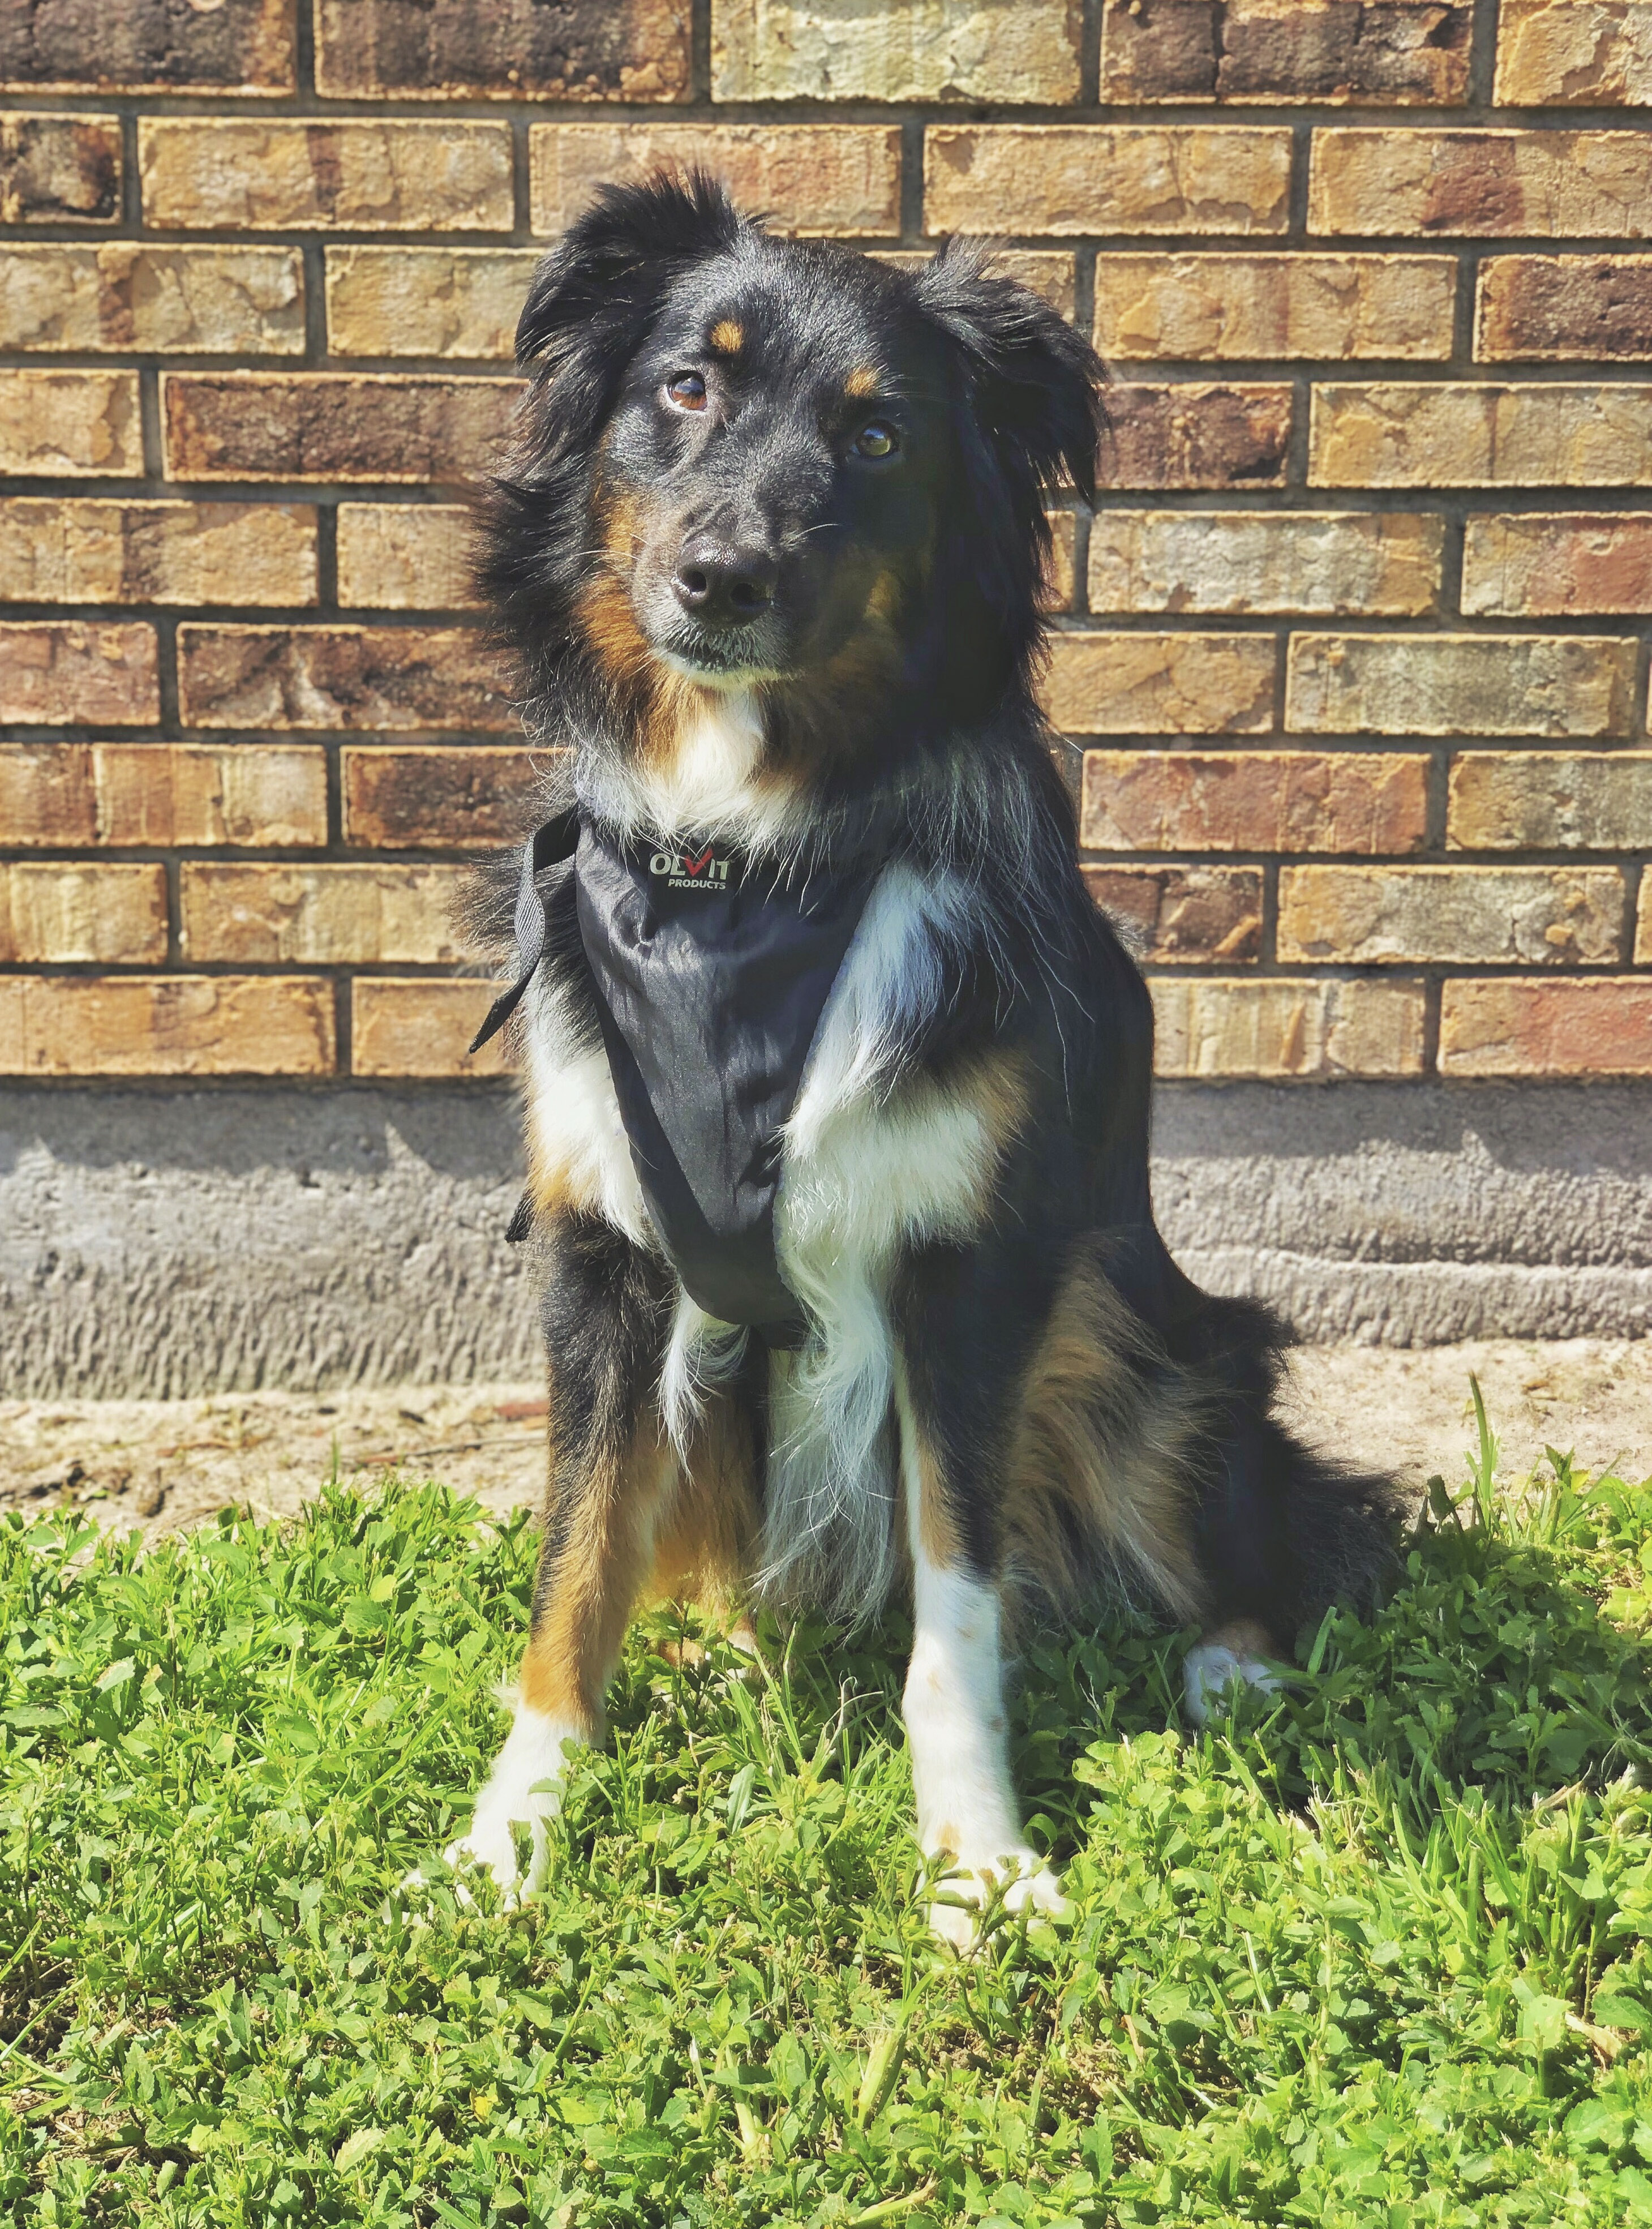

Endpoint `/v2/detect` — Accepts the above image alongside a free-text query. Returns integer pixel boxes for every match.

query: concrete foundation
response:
[2,1080,1647,1399]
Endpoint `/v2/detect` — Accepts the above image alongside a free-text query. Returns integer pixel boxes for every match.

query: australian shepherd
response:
[440,173,1396,1942]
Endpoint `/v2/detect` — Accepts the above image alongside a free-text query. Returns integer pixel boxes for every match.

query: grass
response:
[2,1396,1651,2227]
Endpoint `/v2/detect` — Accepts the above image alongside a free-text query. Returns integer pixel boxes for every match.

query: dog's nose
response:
[672,538,776,627]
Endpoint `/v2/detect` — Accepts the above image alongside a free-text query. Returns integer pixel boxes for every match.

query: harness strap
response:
[467,807,580,1056]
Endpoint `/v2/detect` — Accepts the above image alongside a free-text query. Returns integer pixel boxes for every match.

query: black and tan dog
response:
[442,173,1395,1939]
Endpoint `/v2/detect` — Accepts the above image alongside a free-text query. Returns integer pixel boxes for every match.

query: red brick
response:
[0,862,167,964]
[1081,749,1428,853]
[181,862,469,964]
[177,625,511,732]
[1477,256,1652,362]
[316,0,689,100]
[0,111,119,221]
[923,125,1291,236]
[342,747,535,847]
[0,976,335,1078]
[1462,514,1652,616]
[0,0,293,93]
[530,124,902,239]
[162,374,520,486]
[0,621,157,726]
[1439,979,1652,1076]
[352,979,513,1077]
[1083,864,1263,961]
[1099,384,1292,489]
[1099,0,1471,105]
[1045,634,1277,736]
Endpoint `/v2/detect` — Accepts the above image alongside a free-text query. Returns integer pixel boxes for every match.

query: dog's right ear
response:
[514,171,744,443]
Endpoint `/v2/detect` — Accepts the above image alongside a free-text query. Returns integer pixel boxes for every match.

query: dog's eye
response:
[664,372,707,411]
[854,421,898,460]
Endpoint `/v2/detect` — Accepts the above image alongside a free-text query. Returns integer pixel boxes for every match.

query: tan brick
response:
[0,0,293,93]
[0,369,140,477]
[336,505,479,610]
[0,622,157,725]
[94,744,327,847]
[1151,976,1427,1079]
[0,245,303,355]
[715,0,1079,102]
[1477,255,1652,362]
[923,125,1289,236]
[316,0,689,100]
[1101,0,1471,104]
[325,248,536,361]
[177,625,510,732]
[1045,513,1078,611]
[1093,254,1454,361]
[1448,752,1652,852]
[0,863,166,964]
[1277,863,1624,964]
[343,746,534,847]
[0,976,334,1078]
[0,744,95,844]
[1285,631,1637,737]
[1495,0,1652,105]
[0,500,316,607]
[1638,884,1652,962]
[530,125,902,239]
[1,112,118,221]
[1083,864,1263,961]
[139,119,513,233]
[1463,513,1652,616]
[1081,749,1429,853]
[1099,384,1292,489]
[1310,382,1652,487]
[163,374,520,485]
[1088,511,1441,616]
[1310,128,1652,238]
[1440,978,1652,1075]
[352,979,513,1077]
[181,862,469,965]
[877,248,1078,318]
[1044,633,1276,736]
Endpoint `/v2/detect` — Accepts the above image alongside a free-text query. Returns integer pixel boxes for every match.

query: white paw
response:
[1183,1641,1281,1728]
[926,1851,1068,1948]
[409,1703,582,1906]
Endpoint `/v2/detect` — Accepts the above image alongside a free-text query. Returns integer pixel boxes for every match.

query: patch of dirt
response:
[2,1341,1649,1549]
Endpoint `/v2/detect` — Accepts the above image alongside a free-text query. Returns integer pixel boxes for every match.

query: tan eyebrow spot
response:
[709,319,744,355]
[844,366,879,398]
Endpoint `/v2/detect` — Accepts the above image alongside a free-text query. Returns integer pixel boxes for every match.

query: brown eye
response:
[855,420,898,460]
[665,371,707,411]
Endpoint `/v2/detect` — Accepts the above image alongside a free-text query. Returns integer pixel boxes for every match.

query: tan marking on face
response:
[845,366,879,398]
[709,319,744,355]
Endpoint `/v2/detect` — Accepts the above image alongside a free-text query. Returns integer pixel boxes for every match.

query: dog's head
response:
[486,171,1104,781]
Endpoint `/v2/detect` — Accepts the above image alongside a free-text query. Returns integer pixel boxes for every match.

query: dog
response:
[441,172,1396,1941]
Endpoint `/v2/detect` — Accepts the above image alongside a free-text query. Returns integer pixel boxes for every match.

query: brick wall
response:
[3,0,1651,1095]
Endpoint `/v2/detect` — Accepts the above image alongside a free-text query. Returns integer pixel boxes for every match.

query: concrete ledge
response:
[2,1079,1647,1396]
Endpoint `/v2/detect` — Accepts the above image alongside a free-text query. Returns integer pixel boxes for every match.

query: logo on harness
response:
[649,843,733,889]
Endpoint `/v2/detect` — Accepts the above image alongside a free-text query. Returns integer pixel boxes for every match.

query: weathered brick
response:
[0,369,139,477]
[0,744,95,844]
[89,744,326,847]
[1638,884,1652,963]
[336,505,479,610]
[0,112,118,222]
[138,119,513,234]
[877,248,1078,318]
[181,862,469,964]
[1463,513,1652,617]
[1448,752,1652,851]
[1083,864,1263,961]
[1100,0,1471,103]
[1045,513,1077,611]
[1151,977,1427,1079]
[1310,382,1652,487]
[1088,511,1440,616]
[1093,254,1454,361]
[530,125,902,239]
[325,248,537,361]
[344,746,535,847]
[0,246,303,355]
[0,621,157,725]
[1495,0,1652,105]
[177,625,510,732]
[317,0,689,100]
[352,979,513,1077]
[1310,127,1652,238]
[923,126,1289,236]
[1099,384,1292,489]
[163,374,519,485]
[0,976,334,1078]
[1081,749,1429,853]
[0,499,316,608]
[1440,979,1652,1075]
[715,0,1079,102]
[1477,255,1652,362]
[1044,634,1276,736]
[1277,863,1624,963]
[0,863,166,965]
[0,0,293,93]
[1285,631,1637,736]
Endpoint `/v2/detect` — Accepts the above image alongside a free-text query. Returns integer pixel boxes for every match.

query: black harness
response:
[471,809,883,1348]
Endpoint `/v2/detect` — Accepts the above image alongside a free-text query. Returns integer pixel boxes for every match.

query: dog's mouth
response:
[653,621,797,686]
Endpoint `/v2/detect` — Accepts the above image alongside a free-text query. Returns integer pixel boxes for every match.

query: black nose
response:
[672,537,776,627]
